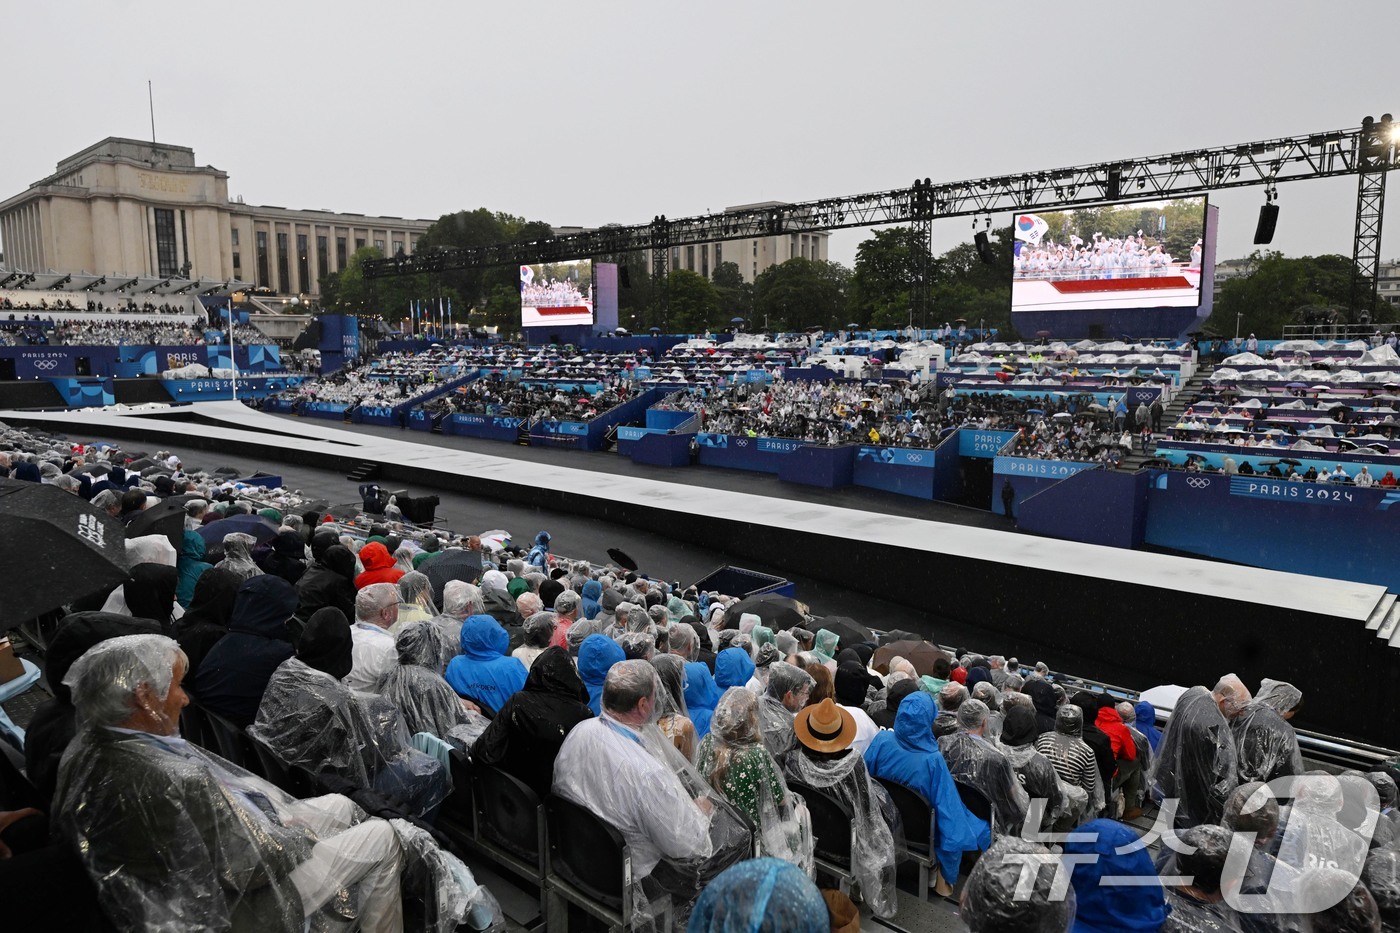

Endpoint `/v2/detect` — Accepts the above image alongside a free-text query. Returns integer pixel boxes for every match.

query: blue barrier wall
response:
[1155,441,1400,479]
[992,457,1100,515]
[647,408,693,430]
[1017,468,1150,549]
[160,375,308,402]
[1145,471,1400,591]
[959,429,1018,458]
[444,413,525,442]
[852,446,937,498]
[631,432,693,467]
[779,445,856,488]
[696,433,800,473]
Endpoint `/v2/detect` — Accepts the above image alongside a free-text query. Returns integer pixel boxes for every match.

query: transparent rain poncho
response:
[651,653,697,761]
[381,622,479,741]
[217,532,263,582]
[396,571,439,625]
[686,857,828,933]
[760,662,814,764]
[812,629,840,664]
[1034,705,1104,822]
[960,836,1075,933]
[694,688,814,875]
[996,706,1072,832]
[551,661,752,930]
[938,728,1030,837]
[250,657,451,818]
[54,634,493,933]
[1149,686,1238,828]
[1254,678,1303,715]
[1275,773,1374,881]
[1232,701,1304,785]
[783,743,899,918]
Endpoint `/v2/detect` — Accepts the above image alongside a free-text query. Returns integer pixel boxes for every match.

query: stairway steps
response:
[1366,593,1396,631]
[346,461,380,481]
[1377,602,1400,642]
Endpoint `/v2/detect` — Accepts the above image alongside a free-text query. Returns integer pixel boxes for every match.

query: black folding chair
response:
[544,795,668,933]
[196,702,254,772]
[788,779,856,895]
[876,776,938,899]
[472,763,547,930]
[246,729,319,798]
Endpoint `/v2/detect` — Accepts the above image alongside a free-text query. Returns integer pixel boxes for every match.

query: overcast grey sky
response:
[3,2,1395,269]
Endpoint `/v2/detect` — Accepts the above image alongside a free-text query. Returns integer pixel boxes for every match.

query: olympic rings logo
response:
[33,360,58,371]
[1185,476,1211,489]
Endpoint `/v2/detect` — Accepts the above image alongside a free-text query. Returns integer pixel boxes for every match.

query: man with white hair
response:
[1214,673,1303,785]
[939,699,1030,837]
[54,635,411,931]
[551,589,580,649]
[348,583,399,692]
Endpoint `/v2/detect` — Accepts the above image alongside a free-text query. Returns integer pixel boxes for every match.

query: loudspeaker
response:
[1106,168,1122,201]
[619,266,631,288]
[1253,204,1279,245]
[974,231,996,265]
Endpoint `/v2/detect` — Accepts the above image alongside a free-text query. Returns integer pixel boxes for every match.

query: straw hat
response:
[793,698,857,754]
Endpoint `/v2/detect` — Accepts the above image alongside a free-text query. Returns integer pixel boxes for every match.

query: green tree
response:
[664,269,720,333]
[929,226,1015,337]
[849,227,929,329]
[711,261,753,326]
[752,258,851,331]
[1204,251,1384,337]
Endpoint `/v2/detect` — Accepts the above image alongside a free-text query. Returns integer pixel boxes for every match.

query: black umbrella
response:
[126,494,200,549]
[607,548,638,572]
[73,463,110,476]
[721,594,808,630]
[1279,458,1303,466]
[212,466,241,476]
[127,457,158,471]
[196,513,279,546]
[0,479,130,629]
[420,549,483,607]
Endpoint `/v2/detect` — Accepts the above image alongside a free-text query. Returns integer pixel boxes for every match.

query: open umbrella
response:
[195,513,279,547]
[871,639,949,677]
[0,479,130,629]
[126,494,200,549]
[606,548,639,572]
[808,615,876,650]
[419,549,483,607]
[127,457,158,471]
[721,594,809,630]
[73,463,110,476]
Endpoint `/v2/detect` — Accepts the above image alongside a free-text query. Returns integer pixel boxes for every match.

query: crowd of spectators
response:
[0,295,190,314]
[422,373,632,423]
[0,427,1396,931]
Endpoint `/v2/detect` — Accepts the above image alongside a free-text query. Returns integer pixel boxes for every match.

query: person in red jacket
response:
[354,541,405,590]
[1093,695,1141,820]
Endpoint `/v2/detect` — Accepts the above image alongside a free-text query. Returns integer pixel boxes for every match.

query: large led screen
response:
[520,259,593,327]
[1010,196,1208,312]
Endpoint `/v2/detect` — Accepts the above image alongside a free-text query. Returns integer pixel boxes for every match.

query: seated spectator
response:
[444,614,528,716]
[56,634,494,932]
[833,661,880,754]
[1034,705,1104,828]
[175,530,212,609]
[215,532,263,582]
[934,681,968,737]
[1135,698,1164,752]
[262,530,307,585]
[759,661,814,764]
[651,653,698,761]
[695,688,813,871]
[1275,772,1370,880]
[686,857,828,933]
[1162,824,1247,932]
[1118,700,1153,818]
[1362,851,1399,933]
[870,678,919,730]
[784,698,898,918]
[394,571,437,630]
[577,632,626,716]
[1065,819,1169,933]
[1025,678,1060,734]
[1091,693,1141,819]
[174,567,240,681]
[863,690,982,892]
[995,703,1071,834]
[347,583,399,693]
[250,610,451,818]
[512,612,555,670]
[24,612,164,810]
[432,579,481,659]
[355,541,404,589]
[293,544,357,637]
[938,699,1029,838]
[550,589,580,648]
[553,660,750,914]
[1219,781,1302,933]
[1071,690,1118,799]
[959,837,1073,933]
[715,646,756,695]
[473,646,592,798]
[1150,685,1238,829]
[683,652,725,740]
[380,621,478,740]
[192,576,297,728]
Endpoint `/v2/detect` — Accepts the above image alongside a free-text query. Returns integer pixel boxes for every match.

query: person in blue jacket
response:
[576,633,625,716]
[715,646,755,692]
[526,531,551,569]
[1064,819,1168,933]
[683,659,724,739]
[863,691,983,889]
[444,614,527,716]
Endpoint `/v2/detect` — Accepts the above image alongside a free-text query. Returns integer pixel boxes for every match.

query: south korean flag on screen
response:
[1014,214,1049,246]
[520,265,535,290]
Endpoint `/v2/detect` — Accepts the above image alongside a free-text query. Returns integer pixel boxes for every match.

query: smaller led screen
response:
[520,259,593,327]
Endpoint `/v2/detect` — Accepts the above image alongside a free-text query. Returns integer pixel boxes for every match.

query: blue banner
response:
[757,437,803,454]
[617,426,649,441]
[959,429,1018,458]
[993,456,1100,479]
[1228,476,1364,506]
[697,433,729,448]
[856,446,935,466]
